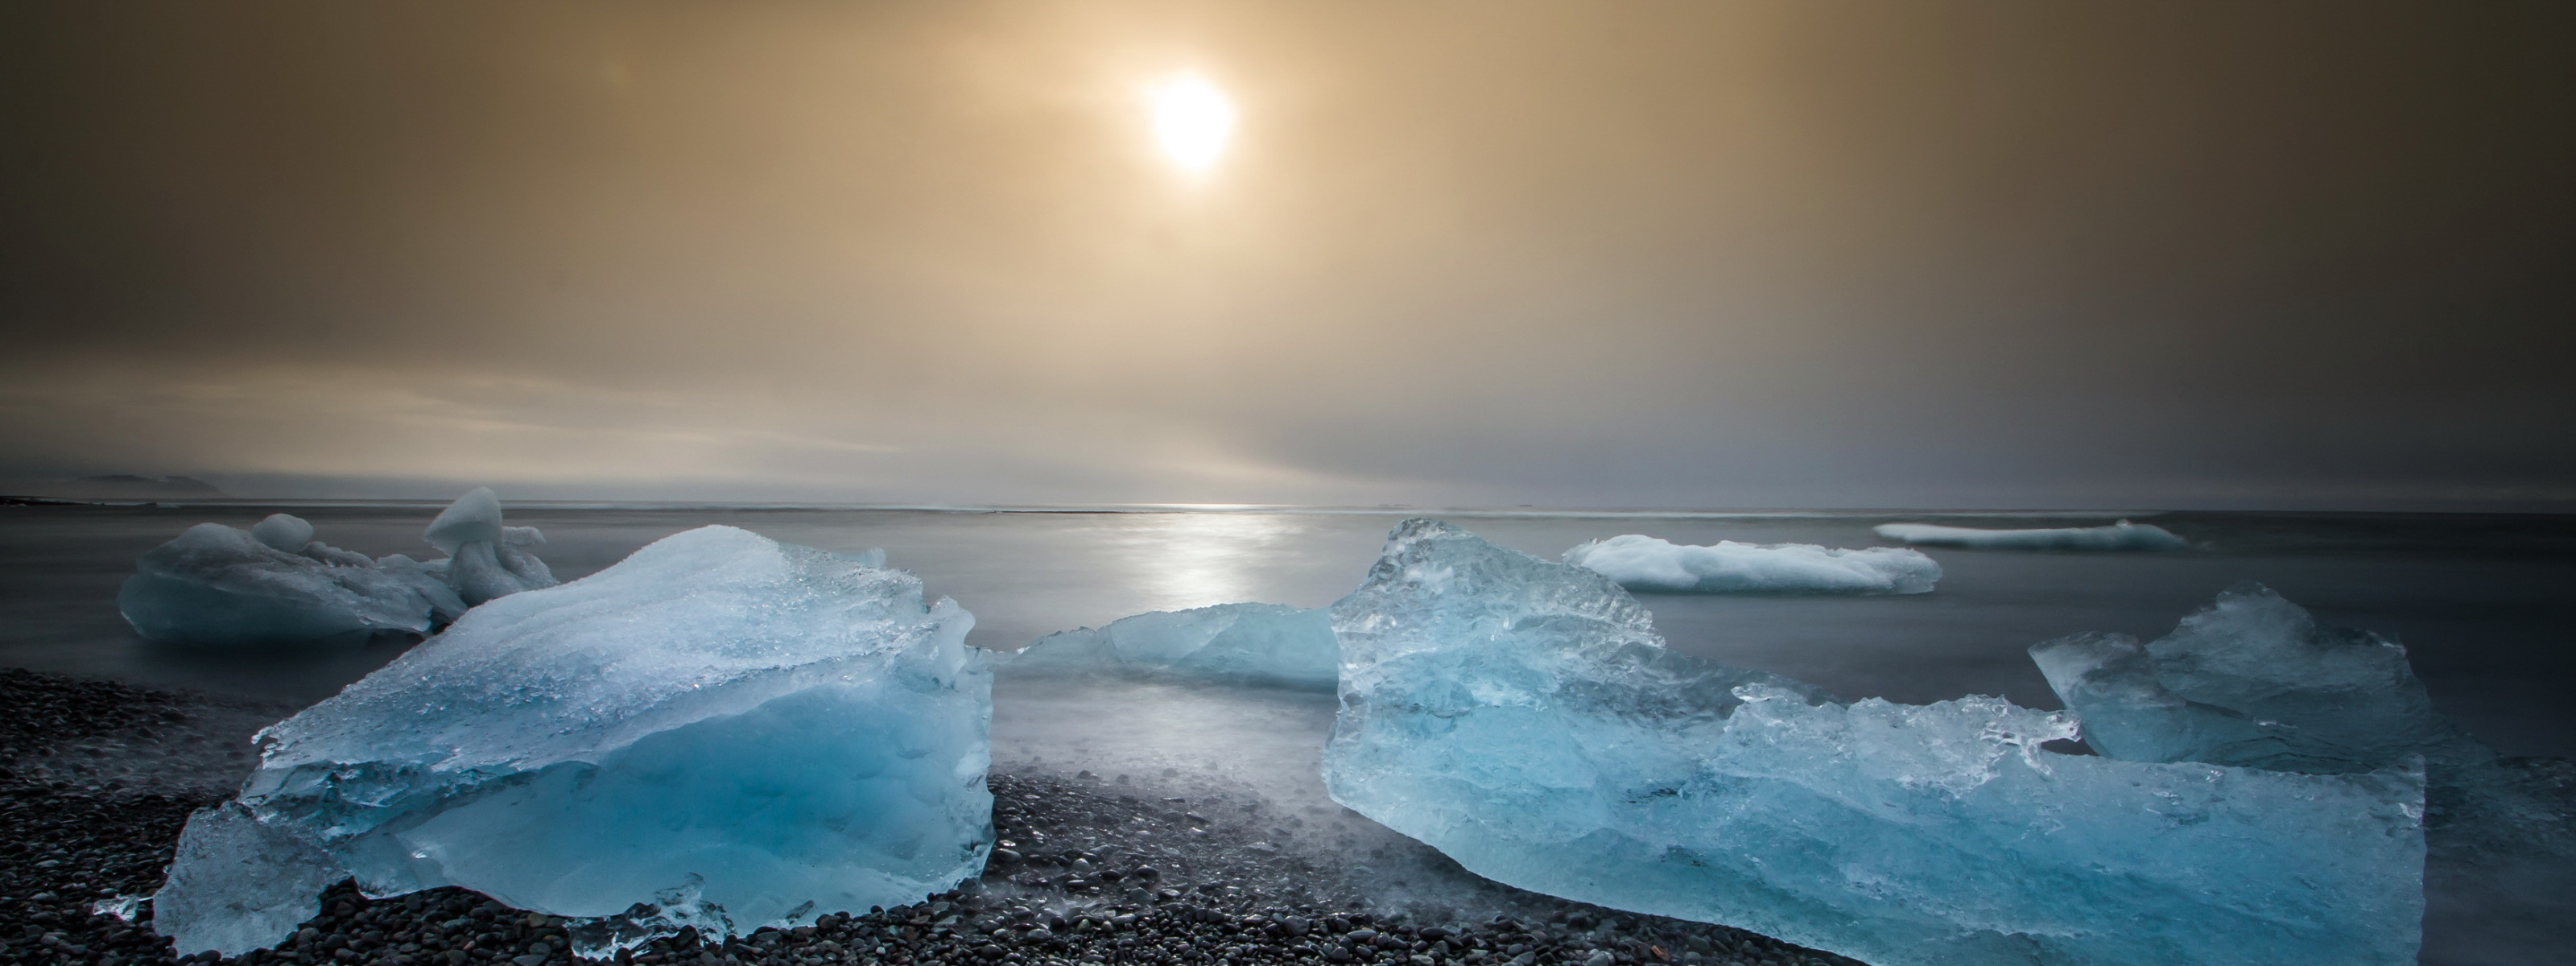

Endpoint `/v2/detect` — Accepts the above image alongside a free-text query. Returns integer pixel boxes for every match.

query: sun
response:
[1146,76,1235,175]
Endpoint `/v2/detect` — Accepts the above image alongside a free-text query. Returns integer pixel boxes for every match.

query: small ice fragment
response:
[149,526,993,955]
[565,875,739,960]
[151,803,344,956]
[1563,534,1939,594]
[1325,519,2424,966]
[1873,519,2187,551]
[91,894,147,923]
[1005,602,1337,691]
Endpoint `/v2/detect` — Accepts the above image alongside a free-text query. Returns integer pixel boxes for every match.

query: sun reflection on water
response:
[1100,512,1312,610]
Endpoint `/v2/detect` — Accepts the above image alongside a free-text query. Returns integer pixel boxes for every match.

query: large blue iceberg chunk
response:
[1323,519,2425,966]
[1005,602,1336,691]
[1874,519,2186,551]
[151,525,994,957]
[1563,534,1939,594]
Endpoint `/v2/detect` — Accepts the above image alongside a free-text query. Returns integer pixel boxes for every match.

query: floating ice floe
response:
[1563,534,1939,594]
[118,489,558,648]
[1872,519,2187,551]
[118,518,467,648]
[1323,519,2425,966]
[415,486,558,605]
[2034,584,2576,964]
[151,526,995,958]
[1005,602,1336,691]
[2030,583,2467,774]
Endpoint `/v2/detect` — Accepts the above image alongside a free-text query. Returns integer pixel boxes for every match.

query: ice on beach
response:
[118,521,469,648]
[2030,583,2463,774]
[1004,602,1337,691]
[1873,519,2187,551]
[1563,534,1939,594]
[151,526,995,957]
[148,803,346,957]
[1323,519,2425,966]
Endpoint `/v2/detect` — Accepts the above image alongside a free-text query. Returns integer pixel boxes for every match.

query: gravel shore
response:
[0,669,1861,966]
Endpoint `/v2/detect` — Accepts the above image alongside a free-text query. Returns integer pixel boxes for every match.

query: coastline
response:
[0,669,1860,966]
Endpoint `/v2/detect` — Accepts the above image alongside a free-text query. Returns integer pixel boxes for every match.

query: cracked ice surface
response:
[1323,519,2425,966]
[1005,601,1337,691]
[152,526,994,957]
[1563,534,1938,594]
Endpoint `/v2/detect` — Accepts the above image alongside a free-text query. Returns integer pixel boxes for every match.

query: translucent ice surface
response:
[1873,519,2187,551]
[2031,583,2464,774]
[118,522,469,649]
[151,526,995,957]
[1005,602,1336,691]
[148,803,345,956]
[1563,534,1939,594]
[1324,519,2425,966]
[2033,584,2576,964]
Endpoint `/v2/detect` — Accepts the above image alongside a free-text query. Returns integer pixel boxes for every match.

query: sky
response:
[3,1,2571,509]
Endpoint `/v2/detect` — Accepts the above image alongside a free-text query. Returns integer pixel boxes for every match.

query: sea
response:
[5,502,2570,757]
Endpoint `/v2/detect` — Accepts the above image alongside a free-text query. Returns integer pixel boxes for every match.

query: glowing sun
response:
[1146,76,1235,174]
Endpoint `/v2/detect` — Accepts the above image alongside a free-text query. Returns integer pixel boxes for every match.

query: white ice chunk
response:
[151,526,993,957]
[248,514,315,553]
[1873,519,2186,551]
[1324,519,2425,966]
[90,894,145,923]
[118,523,469,648]
[422,486,505,554]
[419,488,558,605]
[1005,602,1337,691]
[1563,534,1939,594]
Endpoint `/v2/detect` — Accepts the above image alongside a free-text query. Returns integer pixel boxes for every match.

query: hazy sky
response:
[4,1,2570,508]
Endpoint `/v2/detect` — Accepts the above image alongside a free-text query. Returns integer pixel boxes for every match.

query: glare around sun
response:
[1147,76,1234,174]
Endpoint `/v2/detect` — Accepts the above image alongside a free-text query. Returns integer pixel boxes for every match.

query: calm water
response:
[3,502,2572,758]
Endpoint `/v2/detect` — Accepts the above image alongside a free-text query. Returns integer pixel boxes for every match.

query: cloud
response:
[2,2,2570,508]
